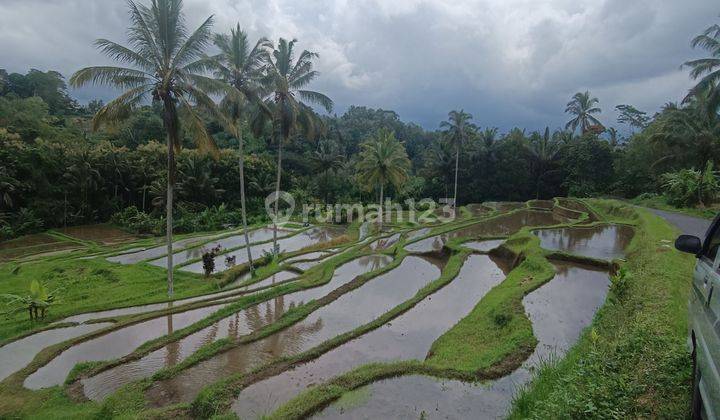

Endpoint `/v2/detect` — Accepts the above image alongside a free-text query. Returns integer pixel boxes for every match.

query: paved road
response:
[646,208,713,239]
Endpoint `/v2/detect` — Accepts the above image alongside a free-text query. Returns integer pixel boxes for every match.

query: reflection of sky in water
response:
[406,210,565,253]
[535,225,634,260]
[231,254,508,418]
[181,227,346,274]
[148,228,286,268]
[145,255,438,406]
[317,264,610,419]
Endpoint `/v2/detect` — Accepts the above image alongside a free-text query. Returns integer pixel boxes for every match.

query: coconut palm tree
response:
[261,38,333,252]
[356,130,411,230]
[310,139,344,204]
[527,127,561,199]
[440,110,476,211]
[202,25,271,273]
[565,91,603,134]
[70,0,219,297]
[684,19,720,114]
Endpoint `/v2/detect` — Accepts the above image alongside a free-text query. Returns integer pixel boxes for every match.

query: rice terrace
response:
[1,0,719,419]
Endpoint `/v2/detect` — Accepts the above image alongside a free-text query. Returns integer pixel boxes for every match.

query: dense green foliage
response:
[3,14,720,241]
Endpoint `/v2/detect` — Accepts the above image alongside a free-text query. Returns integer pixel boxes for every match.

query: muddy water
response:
[58,224,137,245]
[148,228,290,269]
[81,256,388,401]
[107,232,228,265]
[368,233,401,250]
[405,228,431,242]
[535,225,634,260]
[0,323,113,382]
[406,210,566,253]
[317,263,610,419]
[145,255,440,406]
[181,227,346,274]
[286,251,333,265]
[463,239,505,252]
[24,302,235,389]
[225,270,298,290]
[231,254,511,418]
[484,202,526,212]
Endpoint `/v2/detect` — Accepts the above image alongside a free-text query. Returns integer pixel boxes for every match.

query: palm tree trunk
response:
[162,95,178,298]
[166,133,175,297]
[379,183,384,231]
[273,135,283,253]
[237,129,254,273]
[453,144,460,213]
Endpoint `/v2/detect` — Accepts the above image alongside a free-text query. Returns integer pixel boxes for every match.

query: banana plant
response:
[1,280,59,321]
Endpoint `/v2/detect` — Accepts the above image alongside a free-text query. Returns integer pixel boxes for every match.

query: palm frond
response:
[70,66,152,89]
[298,90,333,113]
[92,84,153,130]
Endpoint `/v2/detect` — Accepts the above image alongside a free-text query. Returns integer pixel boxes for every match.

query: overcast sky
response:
[0,0,717,131]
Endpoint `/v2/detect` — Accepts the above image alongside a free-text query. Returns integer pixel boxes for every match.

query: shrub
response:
[110,206,158,234]
[661,161,719,207]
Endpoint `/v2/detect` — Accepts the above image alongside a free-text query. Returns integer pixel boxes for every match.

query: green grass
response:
[426,250,554,374]
[630,194,716,219]
[0,256,215,342]
[508,199,693,418]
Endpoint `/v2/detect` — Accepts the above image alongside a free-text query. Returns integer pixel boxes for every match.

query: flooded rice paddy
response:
[148,227,292,269]
[316,263,610,419]
[406,209,568,253]
[81,257,384,401]
[58,224,137,245]
[25,302,234,389]
[0,200,630,418]
[462,239,506,252]
[181,227,346,274]
[144,255,441,405]
[106,232,229,265]
[535,224,634,260]
[231,253,511,418]
[0,323,113,382]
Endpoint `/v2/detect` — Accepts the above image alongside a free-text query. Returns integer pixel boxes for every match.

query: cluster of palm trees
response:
[70,0,332,296]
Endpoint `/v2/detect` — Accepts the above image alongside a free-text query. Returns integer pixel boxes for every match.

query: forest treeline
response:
[1,12,719,239]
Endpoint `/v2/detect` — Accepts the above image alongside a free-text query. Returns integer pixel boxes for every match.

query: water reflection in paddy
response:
[317,263,609,419]
[25,302,233,389]
[231,254,511,418]
[225,270,298,289]
[106,232,227,265]
[81,257,385,401]
[368,233,401,250]
[145,255,440,406]
[463,239,505,252]
[406,210,568,253]
[535,224,634,260]
[0,323,113,382]
[148,228,291,268]
[181,227,346,274]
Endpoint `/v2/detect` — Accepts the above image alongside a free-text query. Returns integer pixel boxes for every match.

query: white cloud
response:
[0,0,716,130]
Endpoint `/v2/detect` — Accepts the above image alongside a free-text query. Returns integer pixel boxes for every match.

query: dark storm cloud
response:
[0,0,717,131]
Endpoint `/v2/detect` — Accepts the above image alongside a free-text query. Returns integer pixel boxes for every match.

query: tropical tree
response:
[684,19,720,114]
[615,104,650,130]
[565,91,603,134]
[356,130,411,230]
[203,24,270,272]
[261,38,333,252]
[527,127,561,198]
[605,127,621,149]
[69,0,219,297]
[440,110,477,210]
[310,139,344,204]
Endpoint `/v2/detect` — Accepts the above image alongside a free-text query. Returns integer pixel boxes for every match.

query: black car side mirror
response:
[675,235,702,256]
